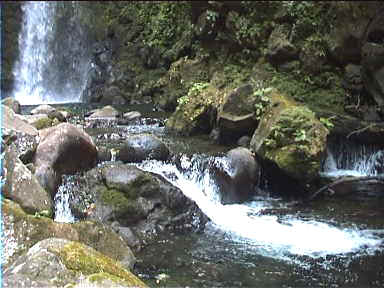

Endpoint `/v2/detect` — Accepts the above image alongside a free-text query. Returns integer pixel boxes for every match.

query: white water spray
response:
[54,178,75,223]
[137,156,383,259]
[12,2,90,104]
[322,140,384,177]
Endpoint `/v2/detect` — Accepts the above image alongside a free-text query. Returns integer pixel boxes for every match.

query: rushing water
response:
[12,2,90,104]
[54,176,76,223]
[20,103,384,286]
[322,138,384,178]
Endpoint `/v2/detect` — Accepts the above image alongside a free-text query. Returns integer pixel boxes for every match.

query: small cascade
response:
[322,138,384,177]
[12,2,91,104]
[137,155,383,259]
[54,176,75,223]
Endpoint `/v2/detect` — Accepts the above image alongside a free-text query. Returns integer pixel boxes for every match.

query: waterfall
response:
[136,155,383,259]
[54,176,75,223]
[322,138,384,177]
[12,2,91,105]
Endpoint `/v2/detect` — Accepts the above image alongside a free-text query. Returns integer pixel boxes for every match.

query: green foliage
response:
[319,116,335,129]
[253,87,272,120]
[177,82,209,106]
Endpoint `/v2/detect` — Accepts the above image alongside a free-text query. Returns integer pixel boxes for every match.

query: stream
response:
[21,103,384,287]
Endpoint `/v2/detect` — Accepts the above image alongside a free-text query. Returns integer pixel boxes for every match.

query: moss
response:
[50,242,147,287]
[33,117,53,130]
[99,187,146,220]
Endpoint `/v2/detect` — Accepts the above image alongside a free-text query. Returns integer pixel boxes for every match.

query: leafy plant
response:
[319,117,335,129]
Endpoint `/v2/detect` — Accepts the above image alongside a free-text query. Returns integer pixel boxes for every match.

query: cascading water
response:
[54,176,76,223]
[136,155,383,260]
[12,2,91,105]
[321,138,384,177]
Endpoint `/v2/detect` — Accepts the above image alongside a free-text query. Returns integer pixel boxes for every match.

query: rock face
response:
[118,134,170,163]
[2,144,53,215]
[2,199,136,271]
[250,90,329,185]
[211,147,261,204]
[34,123,98,195]
[3,238,147,288]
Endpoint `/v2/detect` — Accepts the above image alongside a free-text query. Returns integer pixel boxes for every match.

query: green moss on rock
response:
[51,242,146,287]
[32,117,53,130]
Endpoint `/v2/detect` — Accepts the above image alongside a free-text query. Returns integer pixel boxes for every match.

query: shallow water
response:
[21,103,384,287]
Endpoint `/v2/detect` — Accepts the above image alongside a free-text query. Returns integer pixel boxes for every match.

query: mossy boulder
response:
[250,89,329,183]
[165,82,219,135]
[31,116,54,130]
[2,199,136,271]
[3,238,147,288]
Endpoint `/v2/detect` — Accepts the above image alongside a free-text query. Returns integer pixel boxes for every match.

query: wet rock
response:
[237,135,251,147]
[30,104,56,115]
[2,143,53,215]
[34,123,98,195]
[211,147,261,204]
[217,84,258,144]
[2,97,20,114]
[82,163,207,245]
[119,134,170,163]
[3,238,146,288]
[2,199,136,271]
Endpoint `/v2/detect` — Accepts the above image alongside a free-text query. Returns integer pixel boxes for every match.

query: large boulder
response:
[34,123,98,195]
[118,134,170,163]
[211,147,262,204]
[216,84,258,144]
[80,163,207,244]
[2,143,53,215]
[3,238,147,288]
[2,199,136,271]
[250,89,329,186]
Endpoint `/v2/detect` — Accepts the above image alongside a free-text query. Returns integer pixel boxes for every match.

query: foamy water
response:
[137,156,384,259]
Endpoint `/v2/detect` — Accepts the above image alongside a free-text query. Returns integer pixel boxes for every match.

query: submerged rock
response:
[3,238,146,288]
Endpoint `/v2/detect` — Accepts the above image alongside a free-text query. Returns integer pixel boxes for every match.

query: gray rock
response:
[30,104,56,115]
[118,134,170,163]
[2,143,53,215]
[2,105,38,136]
